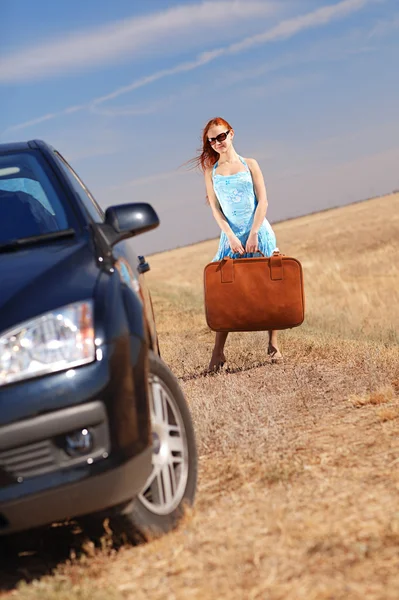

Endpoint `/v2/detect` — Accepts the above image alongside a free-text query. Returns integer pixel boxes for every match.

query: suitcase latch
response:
[270,254,283,280]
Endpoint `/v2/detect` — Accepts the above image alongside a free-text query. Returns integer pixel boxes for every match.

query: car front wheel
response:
[111,350,198,540]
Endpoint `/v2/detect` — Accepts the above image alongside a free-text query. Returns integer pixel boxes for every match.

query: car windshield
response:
[0,151,70,245]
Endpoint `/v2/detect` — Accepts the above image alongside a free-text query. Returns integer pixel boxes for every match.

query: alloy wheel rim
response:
[138,375,189,515]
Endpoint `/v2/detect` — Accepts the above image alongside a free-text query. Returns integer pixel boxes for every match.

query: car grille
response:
[0,440,56,480]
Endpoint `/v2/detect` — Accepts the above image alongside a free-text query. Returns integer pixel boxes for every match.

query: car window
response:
[0,152,70,244]
[54,152,104,223]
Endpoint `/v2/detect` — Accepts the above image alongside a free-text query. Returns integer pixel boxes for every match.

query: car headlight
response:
[0,301,95,387]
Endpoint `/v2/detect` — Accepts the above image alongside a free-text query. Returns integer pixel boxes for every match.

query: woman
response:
[194,116,282,371]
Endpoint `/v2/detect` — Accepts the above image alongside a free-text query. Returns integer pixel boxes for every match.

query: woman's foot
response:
[207,351,226,373]
[268,344,283,364]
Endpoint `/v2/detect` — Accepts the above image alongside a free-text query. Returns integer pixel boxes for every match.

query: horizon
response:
[145,189,398,257]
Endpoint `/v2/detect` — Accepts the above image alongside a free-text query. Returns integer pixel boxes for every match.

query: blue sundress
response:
[212,156,277,262]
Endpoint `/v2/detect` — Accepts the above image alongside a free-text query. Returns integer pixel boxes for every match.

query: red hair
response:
[189,117,233,172]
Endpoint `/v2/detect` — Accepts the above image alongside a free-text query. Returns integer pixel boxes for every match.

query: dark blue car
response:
[0,140,197,540]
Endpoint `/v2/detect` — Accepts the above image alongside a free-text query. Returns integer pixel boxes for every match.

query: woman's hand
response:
[227,232,245,255]
[245,231,259,254]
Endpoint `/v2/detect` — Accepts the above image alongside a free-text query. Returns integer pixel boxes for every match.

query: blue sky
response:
[1,0,398,254]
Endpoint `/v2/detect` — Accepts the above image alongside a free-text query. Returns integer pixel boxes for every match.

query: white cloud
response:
[1,107,86,137]
[3,0,379,135]
[91,85,199,117]
[91,0,381,107]
[368,13,399,37]
[0,1,277,83]
[219,31,375,87]
[6,112,62,132]
[229,0,382,52]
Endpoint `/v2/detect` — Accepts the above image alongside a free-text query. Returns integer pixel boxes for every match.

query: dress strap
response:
[238,156,250,172]
[212,161,218,179]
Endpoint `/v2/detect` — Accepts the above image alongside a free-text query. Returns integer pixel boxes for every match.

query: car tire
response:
[109,350,198,542]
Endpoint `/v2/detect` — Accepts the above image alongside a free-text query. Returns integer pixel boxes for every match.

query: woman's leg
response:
[208,331,228,371]
[268,330,283,362]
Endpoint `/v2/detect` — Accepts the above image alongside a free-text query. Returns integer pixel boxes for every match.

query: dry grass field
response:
[1,193,399,599]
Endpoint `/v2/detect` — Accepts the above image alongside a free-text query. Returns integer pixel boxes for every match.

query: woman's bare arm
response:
[204,168,234,236]
[204,168,244,254]
[246,158,268,235]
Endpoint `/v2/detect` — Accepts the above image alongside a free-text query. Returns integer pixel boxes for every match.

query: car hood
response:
[0,239,100,334]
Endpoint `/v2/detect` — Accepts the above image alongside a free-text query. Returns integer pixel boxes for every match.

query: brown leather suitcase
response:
[204,252,305,332]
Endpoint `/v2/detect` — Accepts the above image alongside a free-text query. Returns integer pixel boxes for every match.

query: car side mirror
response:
[103,203,159,245]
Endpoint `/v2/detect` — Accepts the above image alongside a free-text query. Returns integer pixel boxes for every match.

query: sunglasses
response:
[208,130,230,145]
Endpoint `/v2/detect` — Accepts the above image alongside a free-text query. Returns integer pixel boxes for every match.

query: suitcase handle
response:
[221,250,284,282]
